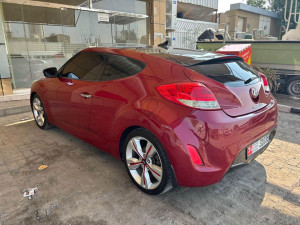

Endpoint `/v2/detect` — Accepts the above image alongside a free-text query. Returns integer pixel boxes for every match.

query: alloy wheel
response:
[291,80,300,95]
[33,97,45,127]
[126,136,163,190]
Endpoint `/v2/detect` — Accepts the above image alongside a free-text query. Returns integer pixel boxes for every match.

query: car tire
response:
[286,76,300,97]
[31,94,54,130]
[122,128,174,195]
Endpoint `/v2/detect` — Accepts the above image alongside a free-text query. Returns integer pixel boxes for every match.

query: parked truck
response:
[196,40,300,97]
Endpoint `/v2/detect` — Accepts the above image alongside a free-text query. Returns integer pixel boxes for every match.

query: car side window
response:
[100,54,145,81]
[61,53,107,81]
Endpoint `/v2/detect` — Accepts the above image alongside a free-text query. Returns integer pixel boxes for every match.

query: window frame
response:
[58,51,109,81]
[58,51,146,82]
[99,53,146,82]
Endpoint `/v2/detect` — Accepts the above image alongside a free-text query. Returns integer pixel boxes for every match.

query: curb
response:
[278,104,300,114]
[0,93,30,102]
[0,105,31,117]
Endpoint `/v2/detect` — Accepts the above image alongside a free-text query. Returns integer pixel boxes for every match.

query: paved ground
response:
[0,112,299,225]
[274,93,300,109]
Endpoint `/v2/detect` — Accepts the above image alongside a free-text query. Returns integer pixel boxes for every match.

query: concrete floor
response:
[273,93,300,109]
[0,112,299,225]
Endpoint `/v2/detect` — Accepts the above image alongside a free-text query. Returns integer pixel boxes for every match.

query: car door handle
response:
[80,93,92,99]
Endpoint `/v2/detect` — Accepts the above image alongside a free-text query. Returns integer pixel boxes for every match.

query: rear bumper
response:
[165,99,278,187]
[231,128,276,167]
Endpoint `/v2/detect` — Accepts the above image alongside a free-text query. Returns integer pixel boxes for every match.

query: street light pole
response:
[223,24,227,46]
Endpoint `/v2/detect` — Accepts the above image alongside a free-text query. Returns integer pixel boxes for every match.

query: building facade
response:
[219,3,280,39]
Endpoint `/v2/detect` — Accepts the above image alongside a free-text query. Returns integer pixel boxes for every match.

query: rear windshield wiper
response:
[244,76,258,84]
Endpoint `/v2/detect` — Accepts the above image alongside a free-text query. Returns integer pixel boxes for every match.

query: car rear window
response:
[189,59,259,86]
[100,54,146,81]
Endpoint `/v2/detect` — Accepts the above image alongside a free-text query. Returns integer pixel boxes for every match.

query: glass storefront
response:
[0,1,149,89]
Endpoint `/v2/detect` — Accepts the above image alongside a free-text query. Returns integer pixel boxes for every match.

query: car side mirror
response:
[43,67,58,78]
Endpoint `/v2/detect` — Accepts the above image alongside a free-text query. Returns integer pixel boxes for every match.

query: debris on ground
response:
[23,187,37,200]
[38,165,48,170]
[35,209,49,220]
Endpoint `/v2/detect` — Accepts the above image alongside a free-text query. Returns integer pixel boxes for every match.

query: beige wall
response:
[0,79,13,95]
[224,10,260,37]
[150,0,166,46]
[219,10,279,38]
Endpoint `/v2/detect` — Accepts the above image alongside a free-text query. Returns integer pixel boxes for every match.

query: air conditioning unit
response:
[253,28,260,36]
[166,0,177,31]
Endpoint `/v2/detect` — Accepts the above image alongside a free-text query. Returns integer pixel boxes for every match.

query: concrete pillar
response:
[0,3,13,95]
[150,0,166,46]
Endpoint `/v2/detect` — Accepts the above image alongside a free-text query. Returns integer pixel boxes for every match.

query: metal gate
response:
[169,18,218,49]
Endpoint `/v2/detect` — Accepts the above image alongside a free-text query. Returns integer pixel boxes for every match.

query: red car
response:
[31,47,278,195]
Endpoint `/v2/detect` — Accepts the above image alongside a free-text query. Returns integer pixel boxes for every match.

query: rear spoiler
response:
[187,55,243,67]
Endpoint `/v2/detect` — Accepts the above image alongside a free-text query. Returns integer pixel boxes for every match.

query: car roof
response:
[82,46,228,66]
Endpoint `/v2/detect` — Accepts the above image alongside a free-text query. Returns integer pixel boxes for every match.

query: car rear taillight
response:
[260,73,270,93]
[156,82,220,110]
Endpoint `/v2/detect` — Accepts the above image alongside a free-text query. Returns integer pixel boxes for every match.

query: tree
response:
[247,0,267,9]
[269,0,300,32]
[247,0,300,37]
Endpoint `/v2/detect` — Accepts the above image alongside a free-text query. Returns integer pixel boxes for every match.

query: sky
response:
[218,0,247,13]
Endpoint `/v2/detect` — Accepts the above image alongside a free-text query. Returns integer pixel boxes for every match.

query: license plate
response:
[247,134,269,158]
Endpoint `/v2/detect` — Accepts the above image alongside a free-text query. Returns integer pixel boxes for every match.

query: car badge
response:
[250,88,259,98]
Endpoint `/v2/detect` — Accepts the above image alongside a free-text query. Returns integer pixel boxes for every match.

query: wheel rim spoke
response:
[145,141,156,158]
[127,157,142,170]
[33,103,39,111]
[148,164,162,181]
[131,171,142,186]
[131,138,143,158]
[143,166,152,189]
[40,114,45,124]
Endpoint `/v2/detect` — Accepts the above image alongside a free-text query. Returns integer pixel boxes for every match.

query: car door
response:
[88,53,146,151]
[47,52,107,134]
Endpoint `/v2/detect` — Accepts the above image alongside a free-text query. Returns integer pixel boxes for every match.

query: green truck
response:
[197,41,300,97]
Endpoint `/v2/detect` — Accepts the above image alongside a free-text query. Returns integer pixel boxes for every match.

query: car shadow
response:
[153,162,267,222]
[155,161,300,224]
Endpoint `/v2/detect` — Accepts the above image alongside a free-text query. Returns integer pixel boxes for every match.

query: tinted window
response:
[189,59,259,86]
[100,54,145,81]
[61,53,106,81]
